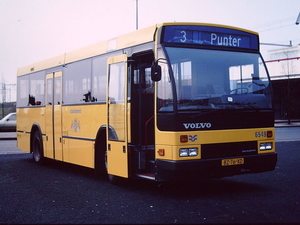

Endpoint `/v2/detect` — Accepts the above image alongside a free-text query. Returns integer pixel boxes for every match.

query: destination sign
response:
[162,25,258,50]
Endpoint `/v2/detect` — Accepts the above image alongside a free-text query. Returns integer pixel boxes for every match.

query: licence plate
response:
[221,158,244,166]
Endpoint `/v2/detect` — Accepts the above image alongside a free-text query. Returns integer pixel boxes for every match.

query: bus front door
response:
[107,55,129,178]
[45,71,63,161]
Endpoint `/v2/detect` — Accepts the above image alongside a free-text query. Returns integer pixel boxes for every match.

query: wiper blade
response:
[215,102,256,109]
[178,104,216,111]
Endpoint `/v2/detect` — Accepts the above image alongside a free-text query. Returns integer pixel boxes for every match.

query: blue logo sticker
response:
[189,135,198,142]
[71,118,80,133]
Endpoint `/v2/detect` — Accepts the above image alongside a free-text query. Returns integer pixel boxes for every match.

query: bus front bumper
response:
[155,153,277,182]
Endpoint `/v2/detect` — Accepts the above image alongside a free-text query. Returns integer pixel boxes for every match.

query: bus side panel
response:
[64,139,95,168]
[17,107,46,153]
[16,108,30,153]
[62,104,106,168]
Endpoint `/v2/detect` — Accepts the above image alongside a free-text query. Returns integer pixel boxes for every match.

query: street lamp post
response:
[136,0,138,30]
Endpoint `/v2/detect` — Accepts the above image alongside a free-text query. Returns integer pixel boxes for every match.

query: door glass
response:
[109,63,125,103]
[46,78,53,105]
[54,76,61,105]
[108,62,125,141]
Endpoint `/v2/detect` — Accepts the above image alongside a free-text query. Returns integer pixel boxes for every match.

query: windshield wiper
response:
[214,102,257,109]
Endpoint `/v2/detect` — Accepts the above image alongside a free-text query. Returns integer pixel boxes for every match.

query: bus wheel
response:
[32,131,44,163]
[95,139,107,178]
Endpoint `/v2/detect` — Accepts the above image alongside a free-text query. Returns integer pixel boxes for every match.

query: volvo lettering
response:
[183,123,212,129]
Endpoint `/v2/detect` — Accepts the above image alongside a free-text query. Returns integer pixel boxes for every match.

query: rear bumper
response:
[156,153,277,182]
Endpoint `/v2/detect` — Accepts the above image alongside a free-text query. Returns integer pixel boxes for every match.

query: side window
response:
[64,59,92,104]
[29,71,45,105]
[17,71,45,107]
[17,75,29,107]
[92,56,107,102]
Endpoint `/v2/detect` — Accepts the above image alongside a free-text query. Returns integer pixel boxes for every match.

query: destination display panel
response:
[161,25,259,50]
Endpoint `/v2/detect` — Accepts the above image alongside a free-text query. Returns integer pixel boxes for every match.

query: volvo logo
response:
[183,123,212,129]
[189,135,198,142]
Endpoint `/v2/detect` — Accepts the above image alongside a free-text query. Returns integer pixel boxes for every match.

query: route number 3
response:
[180,31,187,43]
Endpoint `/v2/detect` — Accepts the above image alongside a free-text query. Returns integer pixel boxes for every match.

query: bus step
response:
[136,173,155,180]
[147,160,156,173]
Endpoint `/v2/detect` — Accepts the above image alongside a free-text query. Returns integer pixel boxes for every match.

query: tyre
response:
[95,132,108,178]
[32,131,44,163]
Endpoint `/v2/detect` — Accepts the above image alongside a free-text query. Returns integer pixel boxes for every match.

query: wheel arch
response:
[95,125,106,144]
[94,125,118,154]
[94,125,108,176]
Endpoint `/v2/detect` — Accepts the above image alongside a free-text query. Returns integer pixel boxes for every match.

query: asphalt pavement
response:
[1,141,299,224]
[0,125,300,224]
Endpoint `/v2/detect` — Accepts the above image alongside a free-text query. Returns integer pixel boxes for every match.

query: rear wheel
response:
[32,131,44,163]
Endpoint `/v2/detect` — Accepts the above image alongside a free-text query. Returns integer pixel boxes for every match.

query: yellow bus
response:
[17,22,277,183]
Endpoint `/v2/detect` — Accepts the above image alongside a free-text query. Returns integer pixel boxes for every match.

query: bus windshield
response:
[158,47,272,112]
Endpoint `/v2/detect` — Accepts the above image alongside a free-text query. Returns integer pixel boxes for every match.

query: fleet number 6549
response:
[255,131,267,138]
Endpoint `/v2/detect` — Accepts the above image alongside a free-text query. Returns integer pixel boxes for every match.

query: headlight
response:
[260,142,273,150]
[179,148,198,157]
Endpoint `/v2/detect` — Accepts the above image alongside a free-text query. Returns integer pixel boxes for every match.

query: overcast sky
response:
[0,0,299,88]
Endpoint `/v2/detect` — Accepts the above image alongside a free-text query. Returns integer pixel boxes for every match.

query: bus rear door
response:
[107,55,129,178]
[45,71,63,161]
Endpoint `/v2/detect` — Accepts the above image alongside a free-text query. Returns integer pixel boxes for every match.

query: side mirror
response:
[151,63,161,82]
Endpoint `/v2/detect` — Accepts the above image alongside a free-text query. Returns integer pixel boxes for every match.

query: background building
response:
[265,45,300,120]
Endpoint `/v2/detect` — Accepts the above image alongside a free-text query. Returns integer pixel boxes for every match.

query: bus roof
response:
[17,22,258,76]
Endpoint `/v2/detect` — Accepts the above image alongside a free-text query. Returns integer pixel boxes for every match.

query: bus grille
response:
[201,141,257,159]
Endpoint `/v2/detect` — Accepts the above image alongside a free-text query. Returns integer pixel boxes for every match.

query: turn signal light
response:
[267,131,273,137]
[157,149,165,156]
[180,135,188,142]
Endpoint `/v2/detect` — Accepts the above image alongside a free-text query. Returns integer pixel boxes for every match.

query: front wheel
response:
[32,131,44,163]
